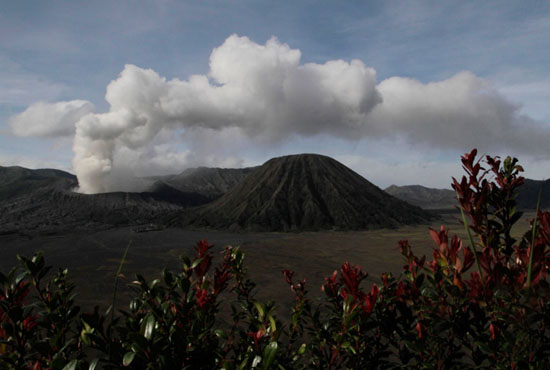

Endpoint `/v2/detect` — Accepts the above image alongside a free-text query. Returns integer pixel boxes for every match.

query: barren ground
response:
[0,211,534,317]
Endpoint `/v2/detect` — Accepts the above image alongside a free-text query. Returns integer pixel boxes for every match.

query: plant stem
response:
[526,183,543,290]
[460,206,485,285]
[111,240,132,325]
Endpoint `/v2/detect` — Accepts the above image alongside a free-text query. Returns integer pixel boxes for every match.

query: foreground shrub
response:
[0,254,83,369]
[1,149,550,369]
[80,242,289,369]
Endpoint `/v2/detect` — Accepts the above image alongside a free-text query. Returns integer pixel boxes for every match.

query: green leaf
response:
[15,272,27,286]
[105,305,113,316]
[252,355,262,368]
[62,360,78,370]
[149,279,160,290]
[254,301,265,319]
[88,358,100,370]
[123,352,136,366]
[263,341,278,369]
[181,255,191,269]
[129,299,139,312]
[267,314,277,333]
[215,329,228,340]
[143,314,156,340]
[238,356,250,370]
[341,341,354,353]
[190,257,204,269]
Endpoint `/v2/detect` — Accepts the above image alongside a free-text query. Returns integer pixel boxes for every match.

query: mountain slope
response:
[0,166,205,234]
[385,185,457,210]
[149,167,256,200]
[186,154,433,231]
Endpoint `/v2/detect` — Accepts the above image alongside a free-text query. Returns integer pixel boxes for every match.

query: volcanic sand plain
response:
[0,211,535,317]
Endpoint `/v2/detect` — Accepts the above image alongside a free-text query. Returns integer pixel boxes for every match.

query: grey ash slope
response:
[186,154,433,231]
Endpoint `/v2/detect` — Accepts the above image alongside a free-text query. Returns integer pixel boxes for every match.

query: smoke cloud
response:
[9,35,549,193]
[72,35,382,193]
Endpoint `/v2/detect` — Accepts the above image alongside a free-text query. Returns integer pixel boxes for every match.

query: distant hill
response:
[0,166,77,201]
[386,179,550,211]
[384,185,457,210]
[149,167,256,201]
[186,154,434,231]
[517,179,550,209]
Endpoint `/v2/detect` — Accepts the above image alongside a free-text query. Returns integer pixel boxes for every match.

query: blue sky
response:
[1,0,550,191]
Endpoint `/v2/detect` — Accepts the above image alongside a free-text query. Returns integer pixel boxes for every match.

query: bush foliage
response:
[2,149,550,369]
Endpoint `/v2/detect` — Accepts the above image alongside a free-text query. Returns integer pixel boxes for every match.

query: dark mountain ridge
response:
[6,158,545,235]
[0,166,206,235]
[0,166,78,200]
[148,166,256,201]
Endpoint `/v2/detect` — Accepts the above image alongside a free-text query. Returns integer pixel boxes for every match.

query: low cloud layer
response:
[10,35,550,193]
[0,154,71,173]
[370,73,547,152]
[10,100,95,137]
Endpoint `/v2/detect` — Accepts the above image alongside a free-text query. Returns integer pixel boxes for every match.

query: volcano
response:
[186,154,433,231]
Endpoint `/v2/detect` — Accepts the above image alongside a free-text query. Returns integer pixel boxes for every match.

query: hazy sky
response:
[1,1,549,191]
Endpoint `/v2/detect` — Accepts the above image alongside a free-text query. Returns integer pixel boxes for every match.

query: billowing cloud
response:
[10,100,95,137]
[369,72,549,153]
[9,34,549,193]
